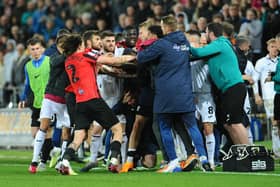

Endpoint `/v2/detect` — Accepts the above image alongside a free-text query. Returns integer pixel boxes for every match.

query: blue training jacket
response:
[137,31,195,113]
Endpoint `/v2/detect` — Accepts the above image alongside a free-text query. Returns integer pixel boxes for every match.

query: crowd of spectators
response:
[0,0,280,108]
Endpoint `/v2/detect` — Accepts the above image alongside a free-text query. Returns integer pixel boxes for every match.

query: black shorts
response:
[274,93,280,121]
[31,107,40,127]
[65,92,76,127]
[75,98,119,130]
[220,83,246,125]
[136,87,153,117]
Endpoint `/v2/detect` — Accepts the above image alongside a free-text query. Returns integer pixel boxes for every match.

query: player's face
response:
[102,36,115,53]
[28,43,44,60]
[139,27,149,41]
[91,35,102,50]
[267,42,279,57]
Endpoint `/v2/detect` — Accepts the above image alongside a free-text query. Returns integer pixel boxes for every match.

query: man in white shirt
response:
[253,38,279,156]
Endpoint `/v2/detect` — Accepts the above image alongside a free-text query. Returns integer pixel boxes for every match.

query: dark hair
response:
[60,34,82,56]
[221,22,234,38]
[82,30,100,42]
[100,30,115,39]
[185,30,201,37]
[148,25,163,38]
[207,22,223,37]
[26,36,46,48]
[235,35,250,47]
[57,28,71,38]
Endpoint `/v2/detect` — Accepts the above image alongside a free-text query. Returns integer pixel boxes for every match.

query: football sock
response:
[90,135,102,162]
[110,141,121,160]
[41,138,53,163]
[32,129,46,163]
[126,148,136,163]
[121,133,128,164]
[272,126,280,155]
[247,128,253,145]
[60,140,68,160]
[205,134,215,165]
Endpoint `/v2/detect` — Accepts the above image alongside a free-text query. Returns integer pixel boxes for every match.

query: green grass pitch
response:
[0,141,280,187]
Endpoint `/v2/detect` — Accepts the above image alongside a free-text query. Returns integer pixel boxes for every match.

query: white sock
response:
[272,126,280,154]
[205,134,215,165]
[90,135,102,162]
[127,148,136,163]
[121,134,128,164]
[60,141,68,159]
[169,158,180,167]
[247,128,253,145]
[78,143,84,159]
[32,130,46,163]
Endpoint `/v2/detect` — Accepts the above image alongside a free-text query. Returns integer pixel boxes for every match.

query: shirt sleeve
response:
[191,42,221,58]
[137,41,163,64]
[272,63,280,83]
[20,65,31,101]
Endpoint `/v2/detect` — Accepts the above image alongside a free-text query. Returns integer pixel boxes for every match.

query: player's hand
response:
[265,75,272,83]
[254,94,263,105]
[18,101,26,109]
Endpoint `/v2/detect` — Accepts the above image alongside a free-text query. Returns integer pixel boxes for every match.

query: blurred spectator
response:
[225,3,243,33]
[21,1,35,26]
[151,0,165,22]
[96,18,108,32]
[124,15,135,28]
[0,15,10,35]
[80,12,95,33]
[197,17,208,33]
[3,39,18,107]
[239,8,263,64]
[262,0,280,52]
[40,16,62,42]
[32,0,47,34]
[0,50,4,106]
[12,43,29,101]
[136,0,153,24]
[10,25,25,43]
[176,12,190,31]
[114,13,126,33]
[12,0,26,25]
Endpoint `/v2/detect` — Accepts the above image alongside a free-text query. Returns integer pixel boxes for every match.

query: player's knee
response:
[111,123,122,136]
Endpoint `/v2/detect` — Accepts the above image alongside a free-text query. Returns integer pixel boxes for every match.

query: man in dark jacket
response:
[137,15,211,172]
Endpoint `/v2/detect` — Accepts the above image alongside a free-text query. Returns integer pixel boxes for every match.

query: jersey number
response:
[67,64,79,83]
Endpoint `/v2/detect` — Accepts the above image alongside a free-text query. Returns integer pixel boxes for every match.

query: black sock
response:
[41,138,53,163]
[110,141,121,159]
[63,148,75,160]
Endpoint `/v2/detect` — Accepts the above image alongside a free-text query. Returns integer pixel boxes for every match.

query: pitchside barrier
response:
[0,108,33,148]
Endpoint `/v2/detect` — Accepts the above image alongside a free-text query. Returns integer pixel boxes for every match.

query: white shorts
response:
[195,93,216,123]
[243,92,251,119]
[40,98,71,129]
[263,99,274,118]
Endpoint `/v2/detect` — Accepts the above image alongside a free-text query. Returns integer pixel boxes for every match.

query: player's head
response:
[206,22,223,42]
[123,26,137,48]
[235,35,250,54]
[185,30,201,47]
[160,15,177,35]
[147,25,163,39]
[138,19,154,41]
[26,36,46,60]
[266,38,279,58]
[60,33,84,57]
[82,30,102,50]
[101,30,116,53]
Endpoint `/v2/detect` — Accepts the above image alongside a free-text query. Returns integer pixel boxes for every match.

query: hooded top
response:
[137,31,195,113]
[191,36,243,93]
